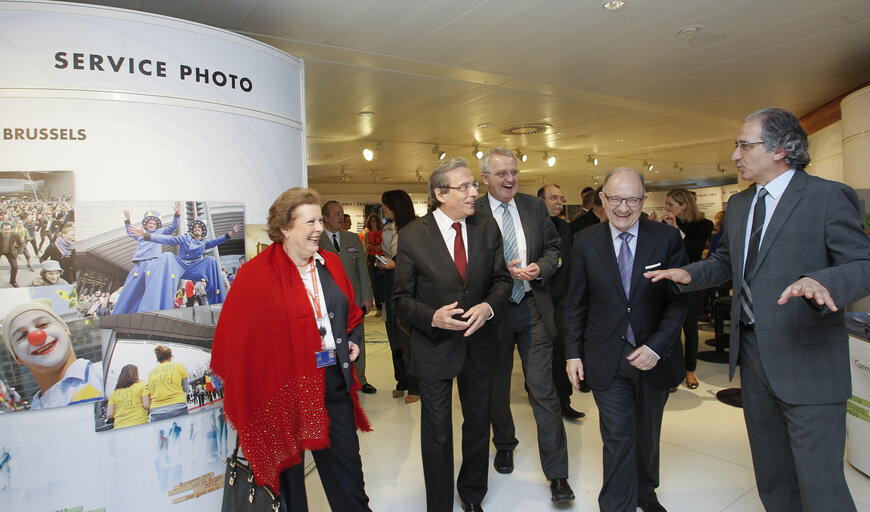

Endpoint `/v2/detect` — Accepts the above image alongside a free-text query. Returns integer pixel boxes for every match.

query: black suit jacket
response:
[565,220,689,390]
[393,211,511,381]
[548,216,573,301]
[570,211,599,234]
[474,193,561,337]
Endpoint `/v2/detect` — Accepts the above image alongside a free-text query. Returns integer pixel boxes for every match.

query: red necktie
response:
[452,222,467,281]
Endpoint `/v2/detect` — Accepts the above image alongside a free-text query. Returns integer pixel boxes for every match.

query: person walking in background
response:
[39,222,75,284]
[647,107,870,511]
[147,345,190,421]
[378,189,420,403]
[107,364,151,429]
[363,214,385,317]
[212,187,372,511]
[661,188,713,389]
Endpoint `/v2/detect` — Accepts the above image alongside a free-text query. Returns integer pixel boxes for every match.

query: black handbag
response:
[221,437,282,512]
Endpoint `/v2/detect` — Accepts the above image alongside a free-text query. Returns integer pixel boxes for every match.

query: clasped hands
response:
[644,269,839,311]
[506,259,540,280]
[432,301,491,337]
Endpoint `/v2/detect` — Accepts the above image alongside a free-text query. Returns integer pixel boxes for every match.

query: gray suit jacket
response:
[474,193,561,337]
[680,171,870,404]
[319,230,373,307]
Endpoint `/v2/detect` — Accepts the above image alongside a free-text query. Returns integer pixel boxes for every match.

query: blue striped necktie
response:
[617,231,636,346]
[500,203,525,303]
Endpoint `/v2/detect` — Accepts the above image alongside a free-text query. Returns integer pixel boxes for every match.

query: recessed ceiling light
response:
[602,0,626,10]
[358,111,375,117]
[675,24,702,37]
[478,123,491,128]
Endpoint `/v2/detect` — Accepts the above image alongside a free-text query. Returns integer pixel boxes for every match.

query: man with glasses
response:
[566,167,688,512]
[393,158,511,512]
[537,184,586,418]
[475,147,574,503]
[647,108,870,511]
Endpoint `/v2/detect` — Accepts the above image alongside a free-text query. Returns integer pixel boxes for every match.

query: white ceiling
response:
[66,0,870,197]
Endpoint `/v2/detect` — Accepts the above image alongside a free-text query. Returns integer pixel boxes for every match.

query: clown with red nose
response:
[2,299,103,410]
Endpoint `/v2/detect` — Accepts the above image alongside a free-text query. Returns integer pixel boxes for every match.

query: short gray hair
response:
[429,157,469,207]
[745,108,810,171]
[603,167,646,192]
[480,146,518,175]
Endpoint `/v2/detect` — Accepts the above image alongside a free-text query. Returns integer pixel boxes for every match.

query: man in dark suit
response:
[570,186,605,234]
[476,147,574,503]
[536,184,584,418]
[566,167,688,512]
[393,157,511,512]
[0,221,24,287]
[647,108,870,511]
[569,187,596,233]
[320,200,377,393]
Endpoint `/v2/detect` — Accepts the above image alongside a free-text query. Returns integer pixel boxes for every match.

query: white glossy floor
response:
[304,315,870,511]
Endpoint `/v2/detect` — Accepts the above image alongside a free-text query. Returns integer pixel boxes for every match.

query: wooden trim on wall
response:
[800,81,870,134]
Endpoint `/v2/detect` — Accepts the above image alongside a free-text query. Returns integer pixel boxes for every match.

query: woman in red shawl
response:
[211,188,372,511]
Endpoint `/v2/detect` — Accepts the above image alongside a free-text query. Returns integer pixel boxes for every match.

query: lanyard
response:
[304,258,324,321]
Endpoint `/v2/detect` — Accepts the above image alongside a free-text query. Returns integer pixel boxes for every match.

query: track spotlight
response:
[642,159,653,172]
[363,148,374,161]
[473,143,483,160]
[717,164,727,174]
[432,145,446,160]
[587,155,599,166]
[516,150,528,163]
[415,168,424,183]
[674,162,684,174]
[543,153,556,167]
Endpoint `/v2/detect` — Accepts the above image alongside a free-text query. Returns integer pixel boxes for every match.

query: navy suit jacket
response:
[565,219,689,390]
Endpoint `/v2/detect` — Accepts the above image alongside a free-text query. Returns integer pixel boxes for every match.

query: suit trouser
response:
[418,348,490,512]
[593,341,668,512]
[352,321,368,386]
[279,363,371,512]
[551,296,573,407]
[1,251,18,285]
[739,328,855,512]
[490,294,568,479]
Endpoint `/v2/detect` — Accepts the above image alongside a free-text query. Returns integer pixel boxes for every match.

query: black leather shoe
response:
[461,502,483,512]
[360,383,377,394]
[638,496,667,512]
[493,449,513,474]
[549,478,575,503]
[561,405,586,420]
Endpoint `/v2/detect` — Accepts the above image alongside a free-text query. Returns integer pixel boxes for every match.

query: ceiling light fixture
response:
[674,162,684,174]
[362,148,374,161]
[544,153,556,167]
[358,111,375,117]
[587,155,599,166]
[478,123,491,128]
[432,144,446,160]
[602,0,626,10]
[641,159,654,172]
[516,150,528,163]
[415,168,424,183]
[541,175,548,184]
[717,164,727,174]
[473,142,483,160]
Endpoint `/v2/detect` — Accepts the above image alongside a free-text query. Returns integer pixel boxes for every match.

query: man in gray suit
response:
[475,147,574,503]
[647,107,870,511]
[320,200,377,393]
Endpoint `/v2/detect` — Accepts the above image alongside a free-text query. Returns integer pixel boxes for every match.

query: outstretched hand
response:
[644,268,691,284]
[778,277,838,311]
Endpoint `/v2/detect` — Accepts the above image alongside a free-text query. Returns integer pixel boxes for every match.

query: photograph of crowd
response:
[0,285,103,412]
[74,201,245,317]
[0,171,75,290]
[94,309,220,432]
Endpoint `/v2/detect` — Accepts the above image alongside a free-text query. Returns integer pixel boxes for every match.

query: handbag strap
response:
[227,434,282,511]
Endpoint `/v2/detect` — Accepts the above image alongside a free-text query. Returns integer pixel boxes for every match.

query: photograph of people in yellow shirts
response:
[147,345,190,421]
[107,364,150,429]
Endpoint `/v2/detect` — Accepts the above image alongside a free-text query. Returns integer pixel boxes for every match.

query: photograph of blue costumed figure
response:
[111,203,181,315]
[74,201,245,317]
[126,217,241,312]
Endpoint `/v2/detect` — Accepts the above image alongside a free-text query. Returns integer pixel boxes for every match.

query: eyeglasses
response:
[441,181,480,193]
[734,140,764,151]
[492,169,519,179]
[603,194,643,208]
[548,196,566,203]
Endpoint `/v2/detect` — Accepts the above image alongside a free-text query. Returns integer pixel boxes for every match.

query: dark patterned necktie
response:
[740,187,768,325]
[452,222,467,281]
[332,233,340,253]
[617,231,636,346]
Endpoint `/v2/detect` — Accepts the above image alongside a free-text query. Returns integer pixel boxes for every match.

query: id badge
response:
[315,349,336,368]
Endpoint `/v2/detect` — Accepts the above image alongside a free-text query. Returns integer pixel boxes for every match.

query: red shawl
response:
[211,242,370,493]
